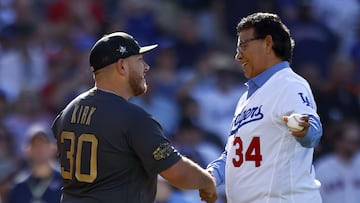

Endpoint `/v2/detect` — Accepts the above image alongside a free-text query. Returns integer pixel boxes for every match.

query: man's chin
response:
[142,84,148,94]
[133,85,147,96]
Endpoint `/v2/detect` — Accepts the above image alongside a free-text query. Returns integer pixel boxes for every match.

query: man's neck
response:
[95,85,132,100]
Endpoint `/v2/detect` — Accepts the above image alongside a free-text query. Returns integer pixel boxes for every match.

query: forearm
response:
[160,156,215,190]
[296,115,323,148]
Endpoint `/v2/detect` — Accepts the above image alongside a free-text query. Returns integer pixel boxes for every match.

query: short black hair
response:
[236,12,295,63]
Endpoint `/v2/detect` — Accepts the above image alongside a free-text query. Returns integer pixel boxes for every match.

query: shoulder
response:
[260,68,310,95]
[272,68,314,98]
[55,88,94,115]
[52,168,62,178]
[125,101,153,121]
[274,68,309,86]
[10,170,31,189]
[113,100,162,131]
[60,89,150,119]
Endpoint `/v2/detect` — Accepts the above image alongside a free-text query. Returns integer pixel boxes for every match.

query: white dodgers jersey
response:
[225,68,322,203]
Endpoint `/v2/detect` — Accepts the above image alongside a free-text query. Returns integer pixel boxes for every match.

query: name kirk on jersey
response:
[230,105,263,135]
[71,104,96,126]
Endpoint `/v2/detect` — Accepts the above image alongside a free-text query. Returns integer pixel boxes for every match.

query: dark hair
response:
[236,12,295,63]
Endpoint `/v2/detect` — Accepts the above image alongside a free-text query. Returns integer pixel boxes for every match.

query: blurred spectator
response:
[7,124,61,203]
[177,95,224,150]
[181,50,246,145]
[350,20,360,79]
[317,56,360,125]
[195,0,230,49]
[0,0,16,29]
[311,0,360,56]
[170,118,224,203]
[0,125,18,202]
[3,90,53,155]
[223,0,259,41]
[0,125,16,183]
[45,0,104,26]
[40,36,93,116]
[13,0,38,24]
[0,23,48,102]
[130,73,180,136]
[177,49,217,100]
[174,12,209,70]
[0,90,8,122]
[177,96,201,126]
[315,119,360,203]
[171,118,222,168]
[297,62,327,101]
[289,0,338,76]
[120,0,158,46]
[277,0,299,25]
[150,41,181,100]
[152,0,180,36]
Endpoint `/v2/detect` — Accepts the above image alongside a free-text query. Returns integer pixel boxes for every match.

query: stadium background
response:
[0,0,359,202]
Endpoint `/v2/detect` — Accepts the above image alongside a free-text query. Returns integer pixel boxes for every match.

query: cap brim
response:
[139,44,158,54]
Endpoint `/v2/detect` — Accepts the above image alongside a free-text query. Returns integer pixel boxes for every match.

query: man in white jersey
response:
[200,12,323,203]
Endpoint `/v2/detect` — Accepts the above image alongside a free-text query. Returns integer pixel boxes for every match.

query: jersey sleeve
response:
[127,113,181,176]
[207,150,227,186]
[275,80,323,147]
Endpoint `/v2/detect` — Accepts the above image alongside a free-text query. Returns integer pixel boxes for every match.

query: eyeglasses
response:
[236,37,263,53]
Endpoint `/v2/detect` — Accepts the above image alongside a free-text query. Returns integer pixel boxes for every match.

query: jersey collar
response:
[246,61,290,98]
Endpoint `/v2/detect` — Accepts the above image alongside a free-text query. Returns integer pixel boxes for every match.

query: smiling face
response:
[235,28,268,79]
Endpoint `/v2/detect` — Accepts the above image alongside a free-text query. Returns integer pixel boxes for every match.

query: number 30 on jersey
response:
[60,131,98,183]
[232,136,262,167]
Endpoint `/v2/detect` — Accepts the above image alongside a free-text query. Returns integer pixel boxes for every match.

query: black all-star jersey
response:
[52,88,181,203]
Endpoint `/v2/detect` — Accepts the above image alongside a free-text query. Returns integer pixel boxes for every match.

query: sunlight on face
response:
[128,55,149,96]
[236,29,266,79]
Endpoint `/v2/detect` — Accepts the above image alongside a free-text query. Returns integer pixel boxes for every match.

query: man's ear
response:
[115,59,127,76]
[264,35,273,53]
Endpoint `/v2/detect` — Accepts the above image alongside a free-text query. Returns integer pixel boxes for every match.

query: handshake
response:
[159,156,218,203]
[198,170,218,203]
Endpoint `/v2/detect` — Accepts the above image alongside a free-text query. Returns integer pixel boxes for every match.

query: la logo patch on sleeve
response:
[298,92,311,107]
[153,142,172,161]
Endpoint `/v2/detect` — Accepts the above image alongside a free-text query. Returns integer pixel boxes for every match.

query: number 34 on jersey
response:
[232,136,262,167]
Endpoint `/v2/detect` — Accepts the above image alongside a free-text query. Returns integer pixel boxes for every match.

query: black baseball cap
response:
[89,32,158,72]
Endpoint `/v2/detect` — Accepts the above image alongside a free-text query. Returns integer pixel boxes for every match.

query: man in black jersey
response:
[51,32,217,203]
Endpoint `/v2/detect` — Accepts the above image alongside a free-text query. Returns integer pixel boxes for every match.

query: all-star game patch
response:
[153,142,173,161]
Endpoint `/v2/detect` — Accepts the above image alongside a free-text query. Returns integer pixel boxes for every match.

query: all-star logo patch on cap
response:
[89,32,158,72]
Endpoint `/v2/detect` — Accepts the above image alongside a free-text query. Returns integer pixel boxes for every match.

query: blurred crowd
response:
[0,0,359,203]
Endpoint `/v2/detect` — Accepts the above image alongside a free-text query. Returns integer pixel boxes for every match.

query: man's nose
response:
[235,51,243,61]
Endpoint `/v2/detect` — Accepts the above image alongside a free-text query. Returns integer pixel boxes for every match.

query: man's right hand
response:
[199,180,217,203]
[199,170,217,203]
